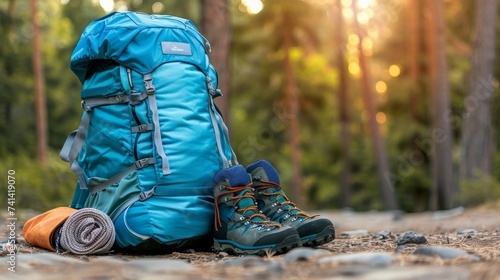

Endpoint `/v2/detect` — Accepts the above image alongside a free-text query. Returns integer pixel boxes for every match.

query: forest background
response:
[0,0,499,213]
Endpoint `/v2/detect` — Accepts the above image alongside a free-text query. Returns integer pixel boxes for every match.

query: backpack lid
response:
[70,11,211,84]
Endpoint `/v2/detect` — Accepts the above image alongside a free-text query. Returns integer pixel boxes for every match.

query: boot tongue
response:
[247,160,280,185]
[249,165,300,215]
[236,189,264,221]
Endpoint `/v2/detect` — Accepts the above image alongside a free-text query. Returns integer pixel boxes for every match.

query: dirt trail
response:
[2,207,500,279]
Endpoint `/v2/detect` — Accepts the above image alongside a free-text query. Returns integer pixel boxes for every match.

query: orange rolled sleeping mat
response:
[23,207,77,252]
[23,207,115,254]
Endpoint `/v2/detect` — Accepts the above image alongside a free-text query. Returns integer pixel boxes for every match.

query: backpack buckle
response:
[135,158,153,169]
[143,74,156,95]
[80,101,92,112]
[114,95,126,103]
[139,186,156,201]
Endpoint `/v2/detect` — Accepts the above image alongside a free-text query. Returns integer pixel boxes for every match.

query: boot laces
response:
[256,180,318,219]
[214,183,281,230]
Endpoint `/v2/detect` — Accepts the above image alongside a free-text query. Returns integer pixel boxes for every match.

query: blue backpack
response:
[60,11,237,250]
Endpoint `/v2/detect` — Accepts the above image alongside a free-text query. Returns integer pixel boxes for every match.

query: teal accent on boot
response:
[247,160,336,247]
[212,165,301,255]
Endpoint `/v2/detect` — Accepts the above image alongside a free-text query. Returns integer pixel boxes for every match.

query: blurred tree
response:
[459,0,498,183]
[282,4,303,206]
[230,0,339,208]
[333,0,352,209]
[406,0,428,211]
[31,0,48,166]
[352,0,398,211]
[426,0,454,210]
[201,0,231,123]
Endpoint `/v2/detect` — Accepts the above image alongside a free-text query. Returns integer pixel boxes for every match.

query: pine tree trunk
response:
[407,0,425,211]
[353,1,399,211]
[4,0,16,123]
[459,0,498,182]
[201,0,231,125]
[334,0,352,209]
[408,0,420,122]
[31,0,48,166]
[425,0,454,210]
[9,0,16,16]
[283,10,303,206]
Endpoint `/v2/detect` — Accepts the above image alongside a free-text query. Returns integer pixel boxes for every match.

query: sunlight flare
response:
[376,112,387,124]
[389,64,401,77]
[242,0,263,14]
[375,81,387,94]
[100,0,114,12]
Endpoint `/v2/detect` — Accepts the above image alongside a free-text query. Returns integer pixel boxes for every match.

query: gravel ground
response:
[2,206,500,279]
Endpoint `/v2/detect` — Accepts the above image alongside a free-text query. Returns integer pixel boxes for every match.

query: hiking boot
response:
[246,160,336,247]
[212,165,301,255]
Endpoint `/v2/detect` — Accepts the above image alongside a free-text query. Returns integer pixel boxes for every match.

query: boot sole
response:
[214,234,301,256]
[300,225,336,247]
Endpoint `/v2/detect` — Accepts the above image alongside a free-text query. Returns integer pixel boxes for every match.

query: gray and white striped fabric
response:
[60,208,115,255]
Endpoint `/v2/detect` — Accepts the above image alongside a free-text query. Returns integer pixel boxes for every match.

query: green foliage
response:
[1,0,499,213]
[0,151,76,211]
[459,172,500,207]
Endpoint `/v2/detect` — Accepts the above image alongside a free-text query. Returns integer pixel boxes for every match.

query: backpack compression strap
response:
[206,76,239,167]
[60,111,91,190]
[59,88,159,191]
[143,73,171,175]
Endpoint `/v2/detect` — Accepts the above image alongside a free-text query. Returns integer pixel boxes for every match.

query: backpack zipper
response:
[131,106,140,160]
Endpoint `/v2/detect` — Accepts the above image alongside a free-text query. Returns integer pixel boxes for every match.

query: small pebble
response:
[283,247,330,262]
[0,240,18,256]
[395,245,414,253]
[457,229,477,234]
[340,230,370,237]
[412,246,480,261]
[373,230,391,240]
[217,252,229,258]
[221,255,263,267]
[317,252,394,267]
[397,231,427,245]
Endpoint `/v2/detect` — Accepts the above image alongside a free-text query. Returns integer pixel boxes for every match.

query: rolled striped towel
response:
[59,208,115,255]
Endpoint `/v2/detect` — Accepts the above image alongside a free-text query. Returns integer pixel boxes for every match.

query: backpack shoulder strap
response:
[60,111,91,189]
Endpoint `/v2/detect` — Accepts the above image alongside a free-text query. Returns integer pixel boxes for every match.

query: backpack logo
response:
[161,42,192,56]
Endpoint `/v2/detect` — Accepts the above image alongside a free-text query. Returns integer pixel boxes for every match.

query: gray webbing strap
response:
[90,157,155,195]
[82,92,148,108]
[61,90,151,191]
[131,124,153,133]
[71,161,88,190]
[220,116,239,165]
[144,74,171,175]
[109,185,212,222]
[60,112,91,189]
[208,97,229,168]
[60,130,76,162]
[206,76,229,168]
